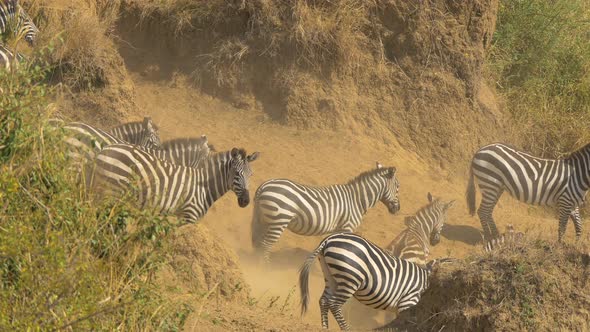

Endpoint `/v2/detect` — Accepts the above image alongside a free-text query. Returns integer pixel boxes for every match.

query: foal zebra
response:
[299,233,446,330]
[467,142,590,242]
[0,0,39,46]
[0,44,24,70]
[386,193,454,266]
[251,163,401,262]
[86,144,259,223]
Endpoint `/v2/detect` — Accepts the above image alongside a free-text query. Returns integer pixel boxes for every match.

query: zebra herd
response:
[52,117,258,225]
[52,114,590,330]
[0,0,38,70]
[8,0,590,328]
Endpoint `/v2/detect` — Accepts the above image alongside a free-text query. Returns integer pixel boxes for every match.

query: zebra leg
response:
[570,207,583,241]
[259,223,290,264]
[319,290,330,329]
[477,188,503,240]
[557,206,574,242]
[327,298,351,331]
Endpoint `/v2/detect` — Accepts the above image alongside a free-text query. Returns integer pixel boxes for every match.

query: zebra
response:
[0,43,24,70]
[59,117,161,161]
[466,142,590,242]
[85,144,259,223]
[385,193,454,266]
[251,162,401,262]
[299,232,449,330]
[123,136,212,169]
[150,136,213,168]
[0,0,39,46]
[483,224,525,253]
[107,118,161,149]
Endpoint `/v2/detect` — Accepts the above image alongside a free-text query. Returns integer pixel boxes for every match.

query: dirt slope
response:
[122,74,578,331]
[117,0,503,168]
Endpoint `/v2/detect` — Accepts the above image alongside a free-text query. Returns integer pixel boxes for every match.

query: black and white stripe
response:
[147,136,213,168]
[386,193,454,266]
[466,142,589,241]
[107,117,161,150]
[0,44,24,70]
[97,135,211,168]
[86,144,259,223]
[251,163,401,262]
[299,233,444,330]
[483,224,525,252]
[0,0,39,46]
[59,118,161,169]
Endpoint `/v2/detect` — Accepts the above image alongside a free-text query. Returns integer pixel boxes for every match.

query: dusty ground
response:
[115,73,587,331]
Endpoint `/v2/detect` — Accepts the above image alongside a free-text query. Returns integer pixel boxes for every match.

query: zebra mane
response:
[565,142,590,161]
[405,199,441,227]
[208,148,247,161]
[160,137,208,149]
[111,118,159,131]
[232,148,248,159]
[347,167,394,185]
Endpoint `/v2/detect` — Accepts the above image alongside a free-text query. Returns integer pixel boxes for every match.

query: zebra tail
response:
[466,165,476,216]
[299,239,327,317]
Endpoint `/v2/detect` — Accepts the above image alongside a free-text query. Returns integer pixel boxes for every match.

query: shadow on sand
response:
[442,223,483,245]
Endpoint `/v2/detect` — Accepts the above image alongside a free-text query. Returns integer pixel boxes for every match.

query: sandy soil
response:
[124,74,580,331]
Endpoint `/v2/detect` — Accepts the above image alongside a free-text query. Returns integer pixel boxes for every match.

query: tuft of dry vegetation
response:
[28,0,121,90]
[22,0,135,125]
[385,237,590,331]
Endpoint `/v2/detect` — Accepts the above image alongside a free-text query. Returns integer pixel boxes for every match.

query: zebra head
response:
[426,192,455,246]
[1,0,39,46]
[19,6,38,46]
[141,117,161,149]
[229,148,259,208]
[376,162,400,214]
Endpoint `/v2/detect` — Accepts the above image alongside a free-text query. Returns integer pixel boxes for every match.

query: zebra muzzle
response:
[430,233,441,246]
[387,202,400,214]
[238,190,250,207]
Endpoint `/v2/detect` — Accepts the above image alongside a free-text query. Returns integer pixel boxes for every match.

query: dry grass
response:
[128,0,384,82]
[117,0,501,168]
[25,0,123,90]
[386,236,590,331]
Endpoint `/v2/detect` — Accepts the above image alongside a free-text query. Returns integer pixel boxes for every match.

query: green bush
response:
[488,0,590,156]
[0,59,190,330]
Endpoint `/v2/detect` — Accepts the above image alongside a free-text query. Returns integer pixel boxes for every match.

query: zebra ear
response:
[144,117,156,131]
[427,192,433,203]
[247,152,259,162]
[385,167,396,179]
[231,148,240,158]
[376,162,383,169]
